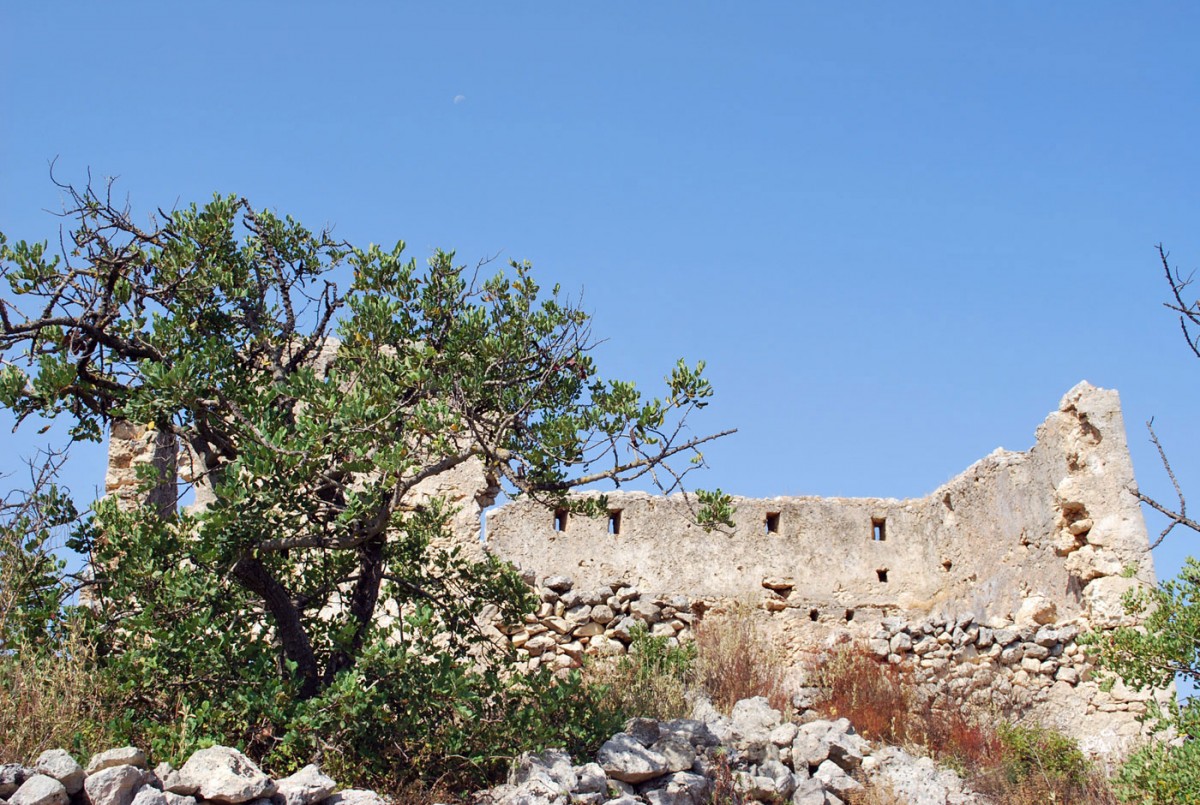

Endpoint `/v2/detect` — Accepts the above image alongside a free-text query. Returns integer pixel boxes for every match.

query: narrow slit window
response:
[877,568,889,583]
[765,512,780,534]
[553,509,568,532]
[844,608,855,622]
[872,518,886,542]
[608,510,622,535]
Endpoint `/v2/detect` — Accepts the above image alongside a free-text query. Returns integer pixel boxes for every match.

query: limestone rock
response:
[83,765,143,805]
[574,763,607,795]
[650,739,694,774]
[597,733,669,783]
[730,696,782,738]
[812,760,861,797]
[32,751,83,796]
[8,775,67,805]
[177,747,276,804]
[130,788,168,805]
[275,766,335,805]
[0,765,29,798]
[508,749,576,796]
[322,791,388,805]
[789,777,828,805]
[85,749,147,776]
[643,771,709,805]
[624,718,660,748]
[659,719,719,748]
[1015,596,1057,626]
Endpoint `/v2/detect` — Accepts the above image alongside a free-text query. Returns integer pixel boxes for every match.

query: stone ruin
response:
[103,380,1170,761]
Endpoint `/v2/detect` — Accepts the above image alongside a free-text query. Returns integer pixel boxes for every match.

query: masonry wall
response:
[484,381,1154,631]
[103,381,1166,759]
[481,382,1164,759]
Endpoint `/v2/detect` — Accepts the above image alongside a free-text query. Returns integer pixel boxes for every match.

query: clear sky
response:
[3,4,1199,589]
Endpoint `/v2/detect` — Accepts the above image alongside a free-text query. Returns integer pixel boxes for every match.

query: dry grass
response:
[0,618,115,763]
[693,603,790,714]
[809,643,1119,805]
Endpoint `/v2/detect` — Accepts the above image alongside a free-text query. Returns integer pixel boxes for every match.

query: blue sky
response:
[3,4,1199,587]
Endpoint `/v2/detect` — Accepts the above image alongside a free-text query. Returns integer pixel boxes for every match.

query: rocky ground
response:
[1,695,984,805]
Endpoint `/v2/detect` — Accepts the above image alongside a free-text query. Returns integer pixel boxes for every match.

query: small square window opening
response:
[872,518,886,542]
[553,509,568,532]
[765,512,780,534]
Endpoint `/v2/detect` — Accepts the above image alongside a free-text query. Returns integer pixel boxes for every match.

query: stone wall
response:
[103,381,1168,759]
[479,382,1166,759]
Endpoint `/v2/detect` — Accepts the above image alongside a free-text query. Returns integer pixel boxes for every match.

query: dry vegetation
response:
[812,644,1119,805]
[692,603,790,714]
[0,620,115,764]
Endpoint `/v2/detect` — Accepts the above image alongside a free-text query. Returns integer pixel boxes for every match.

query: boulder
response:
[83,765,143,805]
[8,776,67,805]
[574,763,608,795]
[597,733,669,784]
[275,766,335,805]
[642,772,709,805]
[130,788,168,805]
[658,719,718,748]
[0,765,28,798]
[789,777,828,805]
[177,747,276,804]
[85,749,146,776]
[730,697,782,738]
[508,749,577,796]
[322,791,388,805]
[649,739,694,774]
[623,718,660,748]
[33,751,83,796]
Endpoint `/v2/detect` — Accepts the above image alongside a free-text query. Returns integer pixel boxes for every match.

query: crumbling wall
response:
[480,382,1165,759]
[484,382,1153,635]
[103,381,1167,758]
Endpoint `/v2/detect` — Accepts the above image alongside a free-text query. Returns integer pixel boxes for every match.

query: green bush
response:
[996,723,1091,788]
[1115,737,1200,804]
[587,622,696,722]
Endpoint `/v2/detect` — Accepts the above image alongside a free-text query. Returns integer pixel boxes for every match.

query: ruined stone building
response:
[105,381,1167,759]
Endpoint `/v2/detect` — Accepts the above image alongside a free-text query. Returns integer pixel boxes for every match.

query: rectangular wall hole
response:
[877,568,889,583]
[844,608,855,622]
[553,508,568,532]
[872,517,886,542]
[608,510,622,535]
[809,609,819,622]
[765,512,780,534]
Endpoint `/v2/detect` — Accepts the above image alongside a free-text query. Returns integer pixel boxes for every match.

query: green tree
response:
[0,182,731,773]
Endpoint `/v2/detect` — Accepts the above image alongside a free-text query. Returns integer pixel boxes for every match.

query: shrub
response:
[586,622,696,722]
[0,617,115,763]
[693,604,788,713]
[809,644,1117,804]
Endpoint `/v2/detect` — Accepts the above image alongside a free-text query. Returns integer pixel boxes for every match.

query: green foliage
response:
[1114,736,1200,804]
[695,488,735,531]
[1085,559,1200,802]
[0,460,77,652]
[592,622,696,722]
[271,617,623,792]
[995,723,1090,788]
[0,186,727,786]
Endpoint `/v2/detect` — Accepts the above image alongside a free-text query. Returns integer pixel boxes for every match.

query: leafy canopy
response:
[0,182,733,752]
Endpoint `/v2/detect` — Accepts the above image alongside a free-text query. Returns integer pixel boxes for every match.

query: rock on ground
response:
[177,747,275,805]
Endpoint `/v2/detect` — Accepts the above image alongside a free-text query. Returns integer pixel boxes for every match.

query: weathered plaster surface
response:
[484,382,1154,630]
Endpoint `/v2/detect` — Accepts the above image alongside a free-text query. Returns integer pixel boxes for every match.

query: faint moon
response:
[453,95,466,104]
